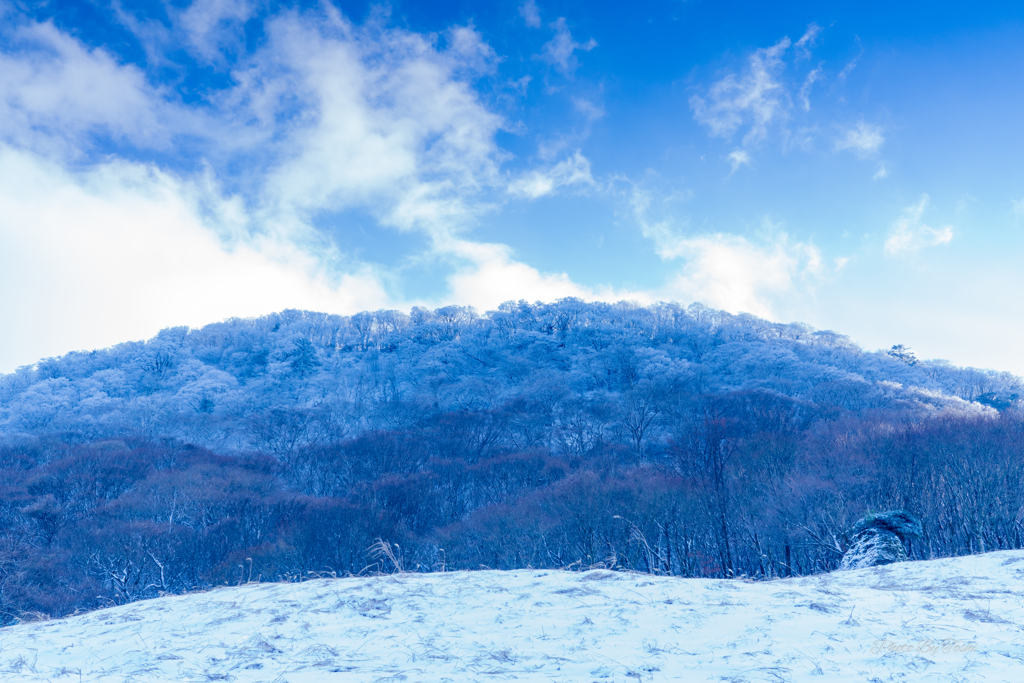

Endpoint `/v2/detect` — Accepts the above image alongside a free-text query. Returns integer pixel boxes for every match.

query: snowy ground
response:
[2,551,1023,682]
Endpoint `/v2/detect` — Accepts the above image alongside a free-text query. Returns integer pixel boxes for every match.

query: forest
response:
[1,299,1022,624]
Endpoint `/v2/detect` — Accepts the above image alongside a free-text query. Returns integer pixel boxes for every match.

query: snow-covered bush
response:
[840,510,923,570]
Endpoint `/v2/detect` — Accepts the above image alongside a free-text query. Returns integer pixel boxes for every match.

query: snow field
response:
[1,550,1023,682]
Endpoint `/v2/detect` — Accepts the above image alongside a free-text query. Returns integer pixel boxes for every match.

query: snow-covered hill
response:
[2,552,1022,682]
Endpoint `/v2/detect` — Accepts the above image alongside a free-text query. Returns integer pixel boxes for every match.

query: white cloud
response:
[835,121,884,157]
[440,233,649,314]
[661,234,823,318]
[508,151,595,199]
[0,6,664,375]
[0,144,390,373]
[445,240,591,310]
[0,8,618,372]
[689,37,790,146]
[519,0,542,29]
[728,149,752,173]
[539,18,597,76]
[884,195,954,255]
[0,20,182,154]
[231,13,508,242]
[1,9,509,242]
[873,162,889,180]
[630,186,825,318]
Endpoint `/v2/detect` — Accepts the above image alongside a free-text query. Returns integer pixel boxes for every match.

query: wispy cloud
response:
[728,149,752,173]
[873,162,889,180]
[519,0,542,29]
[177,0,254,63]
[798,66,822,111]
[508,151,595,199]
[835,121,885,157]
[884,195,953,255]
[539,17,597,76]
[690,26,887,169]
[837,49,861,83]
[793,23,822,61]
[572,97,605,120]
[690,37,791,146]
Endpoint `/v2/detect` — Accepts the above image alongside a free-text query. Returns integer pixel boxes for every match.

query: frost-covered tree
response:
[289,338,322,379]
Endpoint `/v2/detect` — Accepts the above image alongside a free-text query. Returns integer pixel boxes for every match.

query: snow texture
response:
[2,551,1023,682]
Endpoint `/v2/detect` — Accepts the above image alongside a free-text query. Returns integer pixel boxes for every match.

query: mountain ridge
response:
[2,300,1018,451]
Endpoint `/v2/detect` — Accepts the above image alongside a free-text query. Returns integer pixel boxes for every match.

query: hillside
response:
[1,300,1023,624]
[1,302,1019,452]
[2,551,1023,682]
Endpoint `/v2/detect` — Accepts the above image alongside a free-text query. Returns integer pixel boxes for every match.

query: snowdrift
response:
[2,551,1023,682]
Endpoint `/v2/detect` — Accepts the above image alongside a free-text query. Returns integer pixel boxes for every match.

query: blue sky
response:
[2,0,1023,374]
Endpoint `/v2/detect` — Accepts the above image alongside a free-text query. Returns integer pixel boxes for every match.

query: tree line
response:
[1,397,1022,624]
